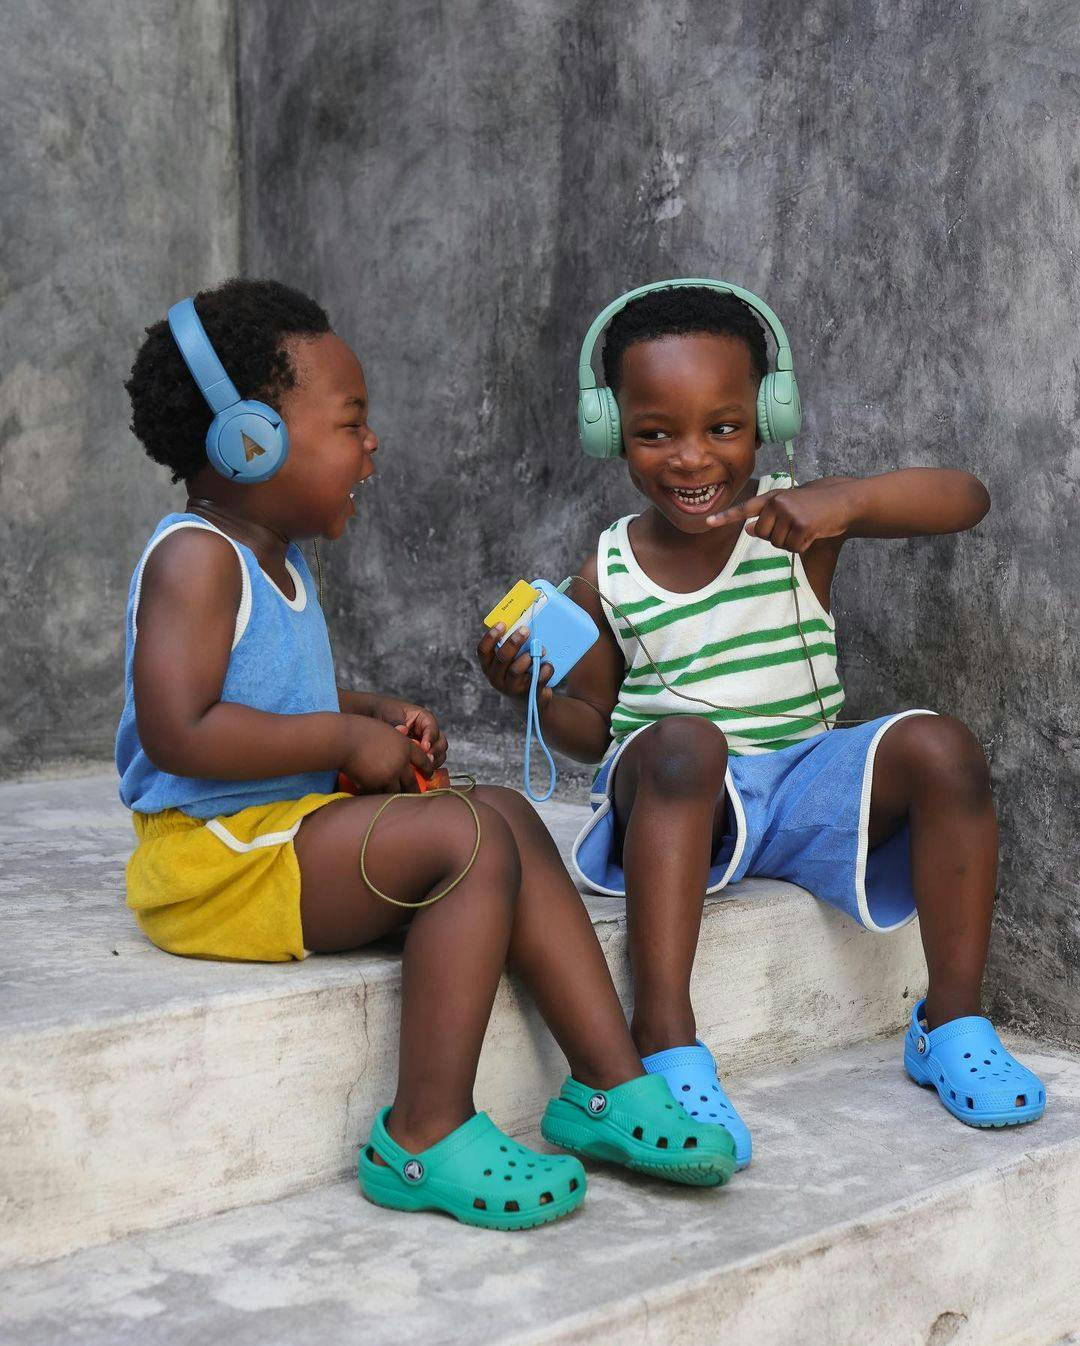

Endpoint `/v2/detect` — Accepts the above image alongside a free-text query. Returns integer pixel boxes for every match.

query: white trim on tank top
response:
[260,556,307,611]
[131,520,253,651]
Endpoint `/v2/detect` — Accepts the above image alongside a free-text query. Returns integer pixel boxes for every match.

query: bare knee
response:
[885,714,992,809]
[422,794,521,899]
[470,783,539,831]
[635,717,729,799]
[460,798,521,897]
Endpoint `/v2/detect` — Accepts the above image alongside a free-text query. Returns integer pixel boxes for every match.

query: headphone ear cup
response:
[206,401,290,483]
[755,380,774,443]
[756,372,802,444]
[579,386,623,460]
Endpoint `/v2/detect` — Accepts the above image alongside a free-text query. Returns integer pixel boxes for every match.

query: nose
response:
[672,434,711,472]
[365,426,379,453]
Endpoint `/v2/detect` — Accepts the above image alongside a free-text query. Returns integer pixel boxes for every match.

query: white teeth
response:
[670,484,719,503]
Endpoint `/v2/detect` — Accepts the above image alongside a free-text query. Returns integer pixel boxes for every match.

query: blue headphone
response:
[167,298,289,483]
[577,278,802,459]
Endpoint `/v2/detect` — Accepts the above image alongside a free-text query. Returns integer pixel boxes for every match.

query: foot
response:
[641,1040,752,1169]
[360,1107,586,1230]
[903,998,1046,1127]
[541,1073,737,1187]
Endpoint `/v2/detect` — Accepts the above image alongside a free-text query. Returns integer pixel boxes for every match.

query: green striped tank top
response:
[597,472,845,756]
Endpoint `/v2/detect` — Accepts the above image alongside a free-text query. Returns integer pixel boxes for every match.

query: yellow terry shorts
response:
[126,792,350,962]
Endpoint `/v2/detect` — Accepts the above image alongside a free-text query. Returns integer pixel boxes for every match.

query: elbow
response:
[140,734,191,778]
[135,712,202,778]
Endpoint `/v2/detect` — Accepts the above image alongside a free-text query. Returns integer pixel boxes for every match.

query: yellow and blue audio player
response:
[486,578,599,800]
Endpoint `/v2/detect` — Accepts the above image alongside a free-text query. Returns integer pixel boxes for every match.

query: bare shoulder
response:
[138,525,242,619]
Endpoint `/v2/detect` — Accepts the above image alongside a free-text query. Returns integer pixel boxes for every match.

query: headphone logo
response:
[242,433,266,463]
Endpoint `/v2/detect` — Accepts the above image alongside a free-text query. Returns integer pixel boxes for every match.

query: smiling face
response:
[271,332,378,541]
[617,332,760,535]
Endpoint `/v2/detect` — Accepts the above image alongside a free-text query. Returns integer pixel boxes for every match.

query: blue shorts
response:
[571,711,935,933]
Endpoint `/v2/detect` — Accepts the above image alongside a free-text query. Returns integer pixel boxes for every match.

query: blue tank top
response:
[115,513,340,818]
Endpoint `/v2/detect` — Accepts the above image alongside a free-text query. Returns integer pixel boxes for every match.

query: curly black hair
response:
[600,285,770,395]
[126,278,332,482]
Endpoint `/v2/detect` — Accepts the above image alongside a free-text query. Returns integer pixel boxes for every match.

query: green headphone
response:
[577,278,802,460]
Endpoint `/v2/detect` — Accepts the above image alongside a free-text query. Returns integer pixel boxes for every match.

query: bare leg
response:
[470,785,644,1089]
[295,792,520,1154]
[610,718,730,1056]
[868,714,997,1030]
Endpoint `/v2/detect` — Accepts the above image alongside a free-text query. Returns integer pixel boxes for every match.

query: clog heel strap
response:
[904,999,1046,1128]
[642,1040,752,1170]
[541,1073,736,1187]
[359,1107,586,1230]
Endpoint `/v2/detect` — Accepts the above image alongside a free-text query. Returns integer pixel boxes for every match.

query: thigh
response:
[295,791,486,953]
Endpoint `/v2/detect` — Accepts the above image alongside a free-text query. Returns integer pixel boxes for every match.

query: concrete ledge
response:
[0,774,924,1267]
[3,1039,1077,1346]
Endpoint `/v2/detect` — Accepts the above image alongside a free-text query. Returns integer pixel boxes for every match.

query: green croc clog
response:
[541,1073,736,1187]
[359,1108,586,1231]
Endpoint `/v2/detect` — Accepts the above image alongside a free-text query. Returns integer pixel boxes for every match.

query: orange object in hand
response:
[336,767,451,796]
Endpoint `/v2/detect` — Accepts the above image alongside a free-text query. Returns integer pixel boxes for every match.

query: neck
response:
[185,497,290,554]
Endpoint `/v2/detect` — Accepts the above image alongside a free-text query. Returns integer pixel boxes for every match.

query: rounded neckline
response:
[260,556,307,611]
[618,474,784,604]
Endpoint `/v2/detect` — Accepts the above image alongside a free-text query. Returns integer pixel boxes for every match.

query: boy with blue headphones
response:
[478,280,1046,1164]
[116,277,742,1232]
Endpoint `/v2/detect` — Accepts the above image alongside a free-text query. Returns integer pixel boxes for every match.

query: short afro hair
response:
[600,285,770,395]
[126,278,332,482]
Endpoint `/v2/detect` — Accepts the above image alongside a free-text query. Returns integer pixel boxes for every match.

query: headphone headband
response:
[576,278,794,393]
[576,278,801,458]
[167,298,242,415]
[165,296,289,484]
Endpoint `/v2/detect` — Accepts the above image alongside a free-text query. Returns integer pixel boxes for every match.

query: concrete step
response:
[0,772,923,1268]
[2,1038,1077,1346]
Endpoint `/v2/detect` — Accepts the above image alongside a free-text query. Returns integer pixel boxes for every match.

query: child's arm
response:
[337,688,448,768]
[476,554,622,763]
[134,530,432,794]
[707,469,990,547]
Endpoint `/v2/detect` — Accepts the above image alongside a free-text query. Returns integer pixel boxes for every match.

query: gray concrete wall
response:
[240,1,1080,1040]
[0,0,239,771]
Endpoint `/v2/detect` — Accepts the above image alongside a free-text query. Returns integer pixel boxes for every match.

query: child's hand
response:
[476,624,555,708]
[340,717,434,795]
[373,697,449,768]
[706,478,858,552]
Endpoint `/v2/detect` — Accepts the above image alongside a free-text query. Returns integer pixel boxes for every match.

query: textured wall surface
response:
[240,1,1080,1039]
[0,0,239,771]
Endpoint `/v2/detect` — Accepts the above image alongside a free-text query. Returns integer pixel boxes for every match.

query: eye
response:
[711,423,738,436]
[636,429,670,442]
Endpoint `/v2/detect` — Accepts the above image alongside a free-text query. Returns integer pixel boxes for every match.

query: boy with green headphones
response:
[478,279,1046,1163]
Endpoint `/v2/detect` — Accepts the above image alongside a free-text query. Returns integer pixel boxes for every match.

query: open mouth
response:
[347,473,375,509]
[665,482,724,514]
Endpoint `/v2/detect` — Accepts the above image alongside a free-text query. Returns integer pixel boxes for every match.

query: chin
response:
[653,499,713,534]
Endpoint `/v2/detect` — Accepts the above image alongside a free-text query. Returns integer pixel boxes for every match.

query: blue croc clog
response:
[642,1041,752,1169]
[903,998,1046,1128]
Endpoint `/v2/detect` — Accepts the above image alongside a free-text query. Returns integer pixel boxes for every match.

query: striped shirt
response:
[596,472,844,756]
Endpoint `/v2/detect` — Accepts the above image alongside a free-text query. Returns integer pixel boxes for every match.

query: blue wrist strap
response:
[523,638,557,802]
